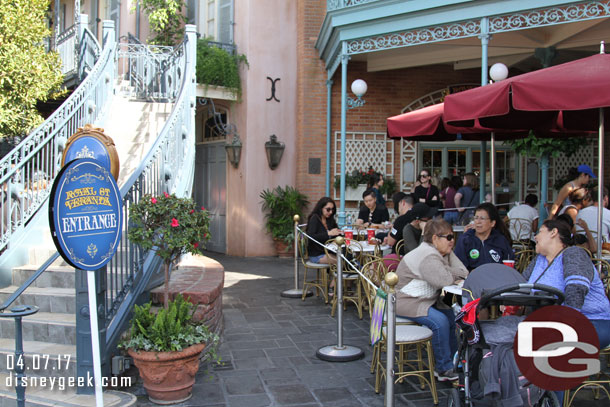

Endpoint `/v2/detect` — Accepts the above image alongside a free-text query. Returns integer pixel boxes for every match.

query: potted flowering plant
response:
[122,192,216,404]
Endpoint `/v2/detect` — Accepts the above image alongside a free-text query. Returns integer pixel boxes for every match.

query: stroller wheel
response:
[444,388,461,407]
[536,391,560,407]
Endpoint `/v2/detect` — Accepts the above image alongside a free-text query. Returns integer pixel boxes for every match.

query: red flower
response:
[190,209,195,214]
[193,242,199,248]
[151,197,157,204]
[164,192,170,198]
[204,233,208,238]
[201,206,206,211]
[171,218,179,227]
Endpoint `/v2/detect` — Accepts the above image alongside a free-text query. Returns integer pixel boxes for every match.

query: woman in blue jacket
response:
[454,203,514,270]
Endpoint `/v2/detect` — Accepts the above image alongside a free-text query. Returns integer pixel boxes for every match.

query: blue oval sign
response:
[49,159,123,270]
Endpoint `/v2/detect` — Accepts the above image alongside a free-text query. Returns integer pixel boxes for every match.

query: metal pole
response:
[491,133,496,204]
[540,155,549,221]
[338,42,349,227]
[281,215,312,298]
[316,236,363,361]
[384,272,399,407]
[479,17,490,203]
[14,316,25,407]
[597,106,604,258]
[87,270,104,407]
[326,78,333,197]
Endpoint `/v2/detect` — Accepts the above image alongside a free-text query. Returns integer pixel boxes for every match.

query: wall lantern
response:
[265,134,285,170]
[225,134,242,168]
[347,79,368,109]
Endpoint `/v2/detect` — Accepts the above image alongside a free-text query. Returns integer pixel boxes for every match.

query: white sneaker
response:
[434,368,459,382]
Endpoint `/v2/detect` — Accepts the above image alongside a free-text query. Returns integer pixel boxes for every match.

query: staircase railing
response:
[102,25,197,357]
[55,15,101,81]
[0,20,113,256]
[118,34,179,101]
[56,24,78,77]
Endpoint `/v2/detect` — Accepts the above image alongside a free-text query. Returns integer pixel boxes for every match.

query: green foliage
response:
[505,130,588,159]
[136,0,187,46]
[334,167,375,189]
[0,0,65,140]
[120,294,220,359]
[128,193,211,265]
[196,38,248,97]
[379,176,397,197]
[260,186,309,243]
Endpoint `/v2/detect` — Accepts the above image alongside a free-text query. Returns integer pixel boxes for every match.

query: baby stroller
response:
[446,263,565,407]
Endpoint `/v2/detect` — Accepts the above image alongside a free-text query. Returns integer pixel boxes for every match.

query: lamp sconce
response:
[489,63,508,82]
[347,79,368,110]
[225,134,242,168]
[265,135,285,170]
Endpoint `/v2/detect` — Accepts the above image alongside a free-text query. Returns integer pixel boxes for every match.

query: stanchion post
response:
[281,215,312,298]
[316,236,364,362]
[385,272,398,407]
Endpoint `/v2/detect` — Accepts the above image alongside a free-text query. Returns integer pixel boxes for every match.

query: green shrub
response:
[196,39,248,97]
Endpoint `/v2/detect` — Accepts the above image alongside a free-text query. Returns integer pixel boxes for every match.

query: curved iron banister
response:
[104,25,197,351]
[0,21,113,254]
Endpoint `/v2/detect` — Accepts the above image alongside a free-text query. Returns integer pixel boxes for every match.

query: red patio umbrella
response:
[443,52,608,255]
[443,53,610,131]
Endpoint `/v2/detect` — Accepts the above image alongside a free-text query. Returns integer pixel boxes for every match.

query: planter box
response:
[344,184,367,201]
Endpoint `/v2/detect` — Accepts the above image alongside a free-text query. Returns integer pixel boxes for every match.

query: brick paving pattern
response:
[126,254,607,406]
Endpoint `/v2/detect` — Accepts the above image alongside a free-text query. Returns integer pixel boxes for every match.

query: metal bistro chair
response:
[592,257,610,280]
[298,231,331,302]
[509,217,535,250]
[514,248,536,273]
[327,240,365,319]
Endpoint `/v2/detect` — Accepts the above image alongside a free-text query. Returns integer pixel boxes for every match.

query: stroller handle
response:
[478,283,565,310]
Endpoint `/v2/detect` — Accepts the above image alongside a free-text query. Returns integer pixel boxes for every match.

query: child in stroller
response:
[446,263,565,407]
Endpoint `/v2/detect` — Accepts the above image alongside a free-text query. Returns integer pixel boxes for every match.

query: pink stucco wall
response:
[228,0,298,256]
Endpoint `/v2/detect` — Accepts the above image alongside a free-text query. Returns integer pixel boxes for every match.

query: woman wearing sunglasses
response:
[396,218,468,382]
[454,202,513,271]
[306,197,342,264]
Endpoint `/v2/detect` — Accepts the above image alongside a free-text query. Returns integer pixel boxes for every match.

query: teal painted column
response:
[326,78,333,197]
[338,43,349,226]
[479,17,490,204]
[540,155,549,221]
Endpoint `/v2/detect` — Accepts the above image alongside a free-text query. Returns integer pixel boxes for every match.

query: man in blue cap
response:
[549,164,596,219]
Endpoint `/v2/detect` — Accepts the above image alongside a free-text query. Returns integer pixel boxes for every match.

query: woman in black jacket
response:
[306,197,342,263]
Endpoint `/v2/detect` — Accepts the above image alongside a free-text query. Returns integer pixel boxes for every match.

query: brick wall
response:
[296,1,481,213]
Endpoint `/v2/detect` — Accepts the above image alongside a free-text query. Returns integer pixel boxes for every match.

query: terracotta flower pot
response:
[128,343,205,405]
[273,238,294,258]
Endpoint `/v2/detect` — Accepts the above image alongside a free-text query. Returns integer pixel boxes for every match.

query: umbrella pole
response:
[597,107,604,258]
[491,132,496,204]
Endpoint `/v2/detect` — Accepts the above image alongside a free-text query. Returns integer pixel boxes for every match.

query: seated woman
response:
[524,218,610,349]
[396,218,469,382]
[306,197,342,264]
[454,202,514,271]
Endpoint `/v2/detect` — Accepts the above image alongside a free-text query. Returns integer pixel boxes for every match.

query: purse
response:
[399,278,438,298]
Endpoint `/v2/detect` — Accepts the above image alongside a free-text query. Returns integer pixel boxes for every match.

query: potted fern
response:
[122,192,217,404]
[260,186,309,257]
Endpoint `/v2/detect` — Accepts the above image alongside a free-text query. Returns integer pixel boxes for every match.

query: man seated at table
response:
[575,186,610,243]
[384,192,415,254]
[402,203,438,255]
[356,188,389,228]
[505,193,539,244]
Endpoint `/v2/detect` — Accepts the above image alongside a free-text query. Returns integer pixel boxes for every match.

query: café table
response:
[326,241,391,257]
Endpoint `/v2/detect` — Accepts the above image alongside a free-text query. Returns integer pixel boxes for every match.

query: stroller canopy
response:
[462,263,526,304]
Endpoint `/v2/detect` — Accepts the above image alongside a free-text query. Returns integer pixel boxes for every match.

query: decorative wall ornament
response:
[266,77,280,102]
[327,0,379,12]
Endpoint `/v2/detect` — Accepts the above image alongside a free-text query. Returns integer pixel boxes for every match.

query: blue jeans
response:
[309,254,325,263]
[444,211,459,225]
[591,319,610,349]
[401,306,457,372]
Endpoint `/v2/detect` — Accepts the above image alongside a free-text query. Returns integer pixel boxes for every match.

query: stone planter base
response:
[274,239,294,258]
[128,343,205,404]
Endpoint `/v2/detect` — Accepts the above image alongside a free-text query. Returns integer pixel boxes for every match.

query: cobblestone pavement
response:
[126,253,607,407]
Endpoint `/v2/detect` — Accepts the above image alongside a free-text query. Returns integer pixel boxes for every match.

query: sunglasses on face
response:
[323,207,334,212]
[436,234,454,241]
[420,174,429,178]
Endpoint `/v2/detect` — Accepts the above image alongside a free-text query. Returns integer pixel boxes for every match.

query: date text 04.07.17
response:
[6,354,71,371]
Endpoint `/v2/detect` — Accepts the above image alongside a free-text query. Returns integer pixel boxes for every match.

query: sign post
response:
[49,158,123,406]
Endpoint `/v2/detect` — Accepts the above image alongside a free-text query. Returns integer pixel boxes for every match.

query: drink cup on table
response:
[344,229,353,245]
[503,259,515,268]
[366,228,375,241]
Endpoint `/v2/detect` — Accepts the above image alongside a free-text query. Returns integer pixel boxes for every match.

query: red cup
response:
[344,229,353,245]
[503,260,515,268]
[367,228,375,240]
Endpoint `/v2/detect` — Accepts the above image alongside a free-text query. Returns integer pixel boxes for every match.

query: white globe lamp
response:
[351,79,368,97]
[489,63,509,82]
